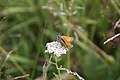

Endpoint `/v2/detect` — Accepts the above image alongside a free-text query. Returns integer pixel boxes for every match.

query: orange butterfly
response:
[57,35,73,48]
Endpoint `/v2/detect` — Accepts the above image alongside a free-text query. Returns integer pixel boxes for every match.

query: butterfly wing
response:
[61,36,73,42]
[61,36,73,47]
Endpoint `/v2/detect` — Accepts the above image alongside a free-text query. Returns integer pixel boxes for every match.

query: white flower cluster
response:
[45,41,68,57]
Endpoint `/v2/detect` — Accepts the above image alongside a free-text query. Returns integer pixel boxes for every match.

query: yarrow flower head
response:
[45,41,68,57]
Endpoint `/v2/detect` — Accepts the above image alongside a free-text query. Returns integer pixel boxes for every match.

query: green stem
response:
[67,49,71,69]
[55,56,62,80]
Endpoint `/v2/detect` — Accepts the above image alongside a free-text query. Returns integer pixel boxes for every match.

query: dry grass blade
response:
[104,33,120,44]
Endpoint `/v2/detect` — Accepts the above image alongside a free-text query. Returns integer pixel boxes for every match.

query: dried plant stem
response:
[104,33,120,44]
[43,55,52,80]
[13,74,30,80]
[58,68,84,80]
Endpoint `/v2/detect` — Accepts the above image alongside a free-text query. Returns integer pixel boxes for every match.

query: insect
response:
[57,35,73,48]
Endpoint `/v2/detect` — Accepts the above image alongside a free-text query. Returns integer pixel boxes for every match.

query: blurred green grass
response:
[0,0,120,80]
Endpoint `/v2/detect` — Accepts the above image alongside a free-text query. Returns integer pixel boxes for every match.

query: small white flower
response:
[45,41,68,57]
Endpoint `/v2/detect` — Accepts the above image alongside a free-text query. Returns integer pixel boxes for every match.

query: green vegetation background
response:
[0,0,120,80]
